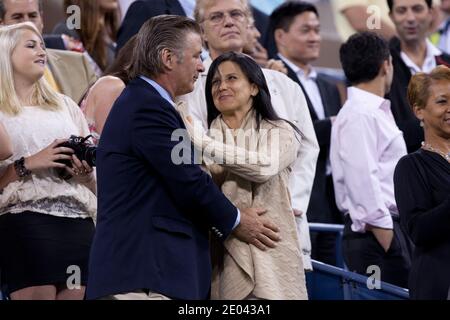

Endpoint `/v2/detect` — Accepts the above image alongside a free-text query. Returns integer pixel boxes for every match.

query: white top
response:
[330,87,407,233]
[400,39,442,74]
[0,95,97,219]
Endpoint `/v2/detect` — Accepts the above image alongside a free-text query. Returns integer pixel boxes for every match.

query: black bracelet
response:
[14,157,32,178]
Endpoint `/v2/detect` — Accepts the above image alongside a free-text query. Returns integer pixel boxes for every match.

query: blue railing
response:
[307,222,409,300]
[309,222,346,269]
[306,260,409,300]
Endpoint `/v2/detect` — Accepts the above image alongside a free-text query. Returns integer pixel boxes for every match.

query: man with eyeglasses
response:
[179,0,319,277]
[115,0,269,53]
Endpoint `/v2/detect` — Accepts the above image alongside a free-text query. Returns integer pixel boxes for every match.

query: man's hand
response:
[233,207,280,251]
[366,225,394,252]
[265,59,288,75]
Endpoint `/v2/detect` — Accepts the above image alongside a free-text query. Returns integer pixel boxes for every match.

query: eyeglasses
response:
[204,9,247,25]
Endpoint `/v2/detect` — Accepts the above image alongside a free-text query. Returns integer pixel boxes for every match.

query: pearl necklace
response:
[421,142,450,162]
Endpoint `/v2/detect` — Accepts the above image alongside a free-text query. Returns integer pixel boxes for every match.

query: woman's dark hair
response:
[205,52,301,136]
[63,0,120,71]
[104,35,137,84]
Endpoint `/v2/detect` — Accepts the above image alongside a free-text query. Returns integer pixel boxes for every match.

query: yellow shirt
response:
[44,66,61,92]
[331,0,441,41]
[331,0,393,41]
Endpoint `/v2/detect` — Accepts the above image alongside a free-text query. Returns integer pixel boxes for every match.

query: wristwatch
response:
[14,157,32,178]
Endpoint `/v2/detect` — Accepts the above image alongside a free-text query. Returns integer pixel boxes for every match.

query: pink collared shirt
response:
[330,87,407,233]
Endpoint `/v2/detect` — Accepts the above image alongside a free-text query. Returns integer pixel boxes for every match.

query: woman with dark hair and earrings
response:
[181,52,307,300]
[394,65,450,300]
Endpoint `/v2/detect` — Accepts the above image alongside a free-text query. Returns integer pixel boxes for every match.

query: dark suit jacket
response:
[116,0,186,52]
[86,78,238,300]
[388,37,450,153]
[43,34,66,50]
[283,61,341,223]
[251,6,269,50]
[116,0,269,52]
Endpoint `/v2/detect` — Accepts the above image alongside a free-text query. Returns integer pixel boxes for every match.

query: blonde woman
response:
[0,121,12,160]
[0,22,96,300]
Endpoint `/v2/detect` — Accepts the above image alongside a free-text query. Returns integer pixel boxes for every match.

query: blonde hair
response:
[407,65,450,110]
[194,0,251,23]
[0,22,62,116]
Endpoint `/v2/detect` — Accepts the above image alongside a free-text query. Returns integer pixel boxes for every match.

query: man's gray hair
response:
[0,0,43,20]
[130,15,201,79]
[194,0,250,23]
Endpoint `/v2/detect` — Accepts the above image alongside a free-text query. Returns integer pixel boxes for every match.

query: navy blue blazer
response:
[86,78,238,300]
[116,0,186,52]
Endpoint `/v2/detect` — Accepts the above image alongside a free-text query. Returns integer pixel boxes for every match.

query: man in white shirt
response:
[331,32,412,288]
[387,0,450,153]
[180,0,319,271]
[270,1,343,266]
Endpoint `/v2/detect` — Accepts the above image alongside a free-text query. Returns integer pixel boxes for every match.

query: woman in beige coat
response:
[182,52,307,300]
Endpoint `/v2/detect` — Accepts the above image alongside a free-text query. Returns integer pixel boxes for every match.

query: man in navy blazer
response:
[87,15,279,300]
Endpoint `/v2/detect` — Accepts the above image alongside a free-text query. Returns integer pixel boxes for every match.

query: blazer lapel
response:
[316,76,332,117]
[282,62,318,121]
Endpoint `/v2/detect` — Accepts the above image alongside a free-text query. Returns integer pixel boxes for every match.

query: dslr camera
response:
[56,135,96,179]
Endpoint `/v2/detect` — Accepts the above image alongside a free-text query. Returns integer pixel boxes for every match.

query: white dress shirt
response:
[178,56,319,269]
[278,54,326,120]
[330,87,407,233]
[400,39,442,74]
